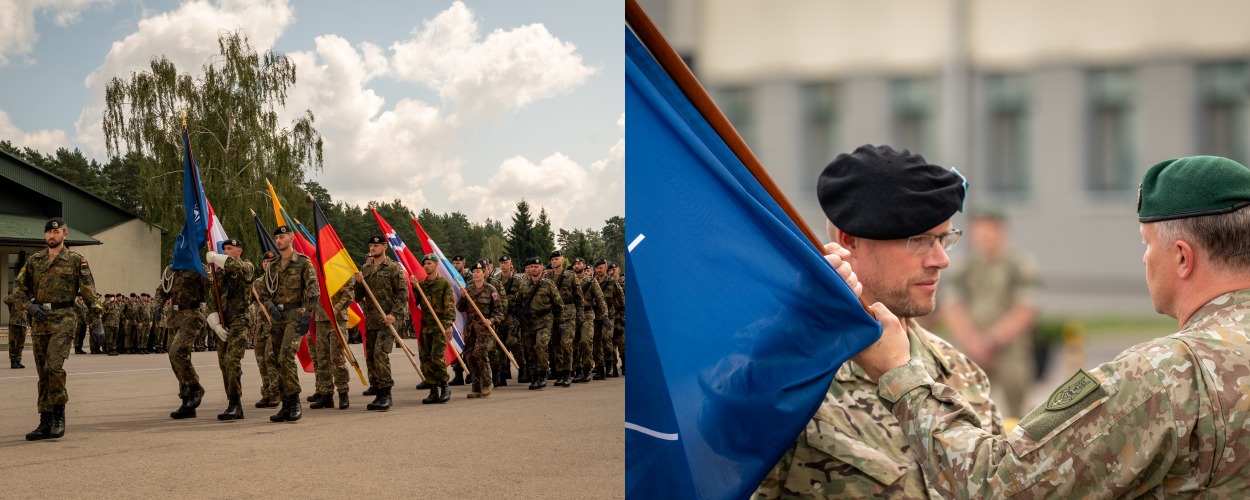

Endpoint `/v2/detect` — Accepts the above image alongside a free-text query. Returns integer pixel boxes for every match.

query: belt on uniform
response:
[39,301,75,310]
[223,308,247,324]
[275,302,304,312]
[583,306,594,311]
[171,302,201,311]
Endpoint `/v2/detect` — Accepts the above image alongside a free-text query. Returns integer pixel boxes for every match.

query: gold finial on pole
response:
[180,109,186,128]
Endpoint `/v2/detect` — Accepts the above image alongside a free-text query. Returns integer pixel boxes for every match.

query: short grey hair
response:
[1155,205,1250,274]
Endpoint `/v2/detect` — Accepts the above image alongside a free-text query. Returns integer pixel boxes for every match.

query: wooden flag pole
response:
[412,276,472,375]
[248,209,275,325]
[462,282,519,369]
[626,0,874,319]
[359,277,425,381]
[302,193,367,385]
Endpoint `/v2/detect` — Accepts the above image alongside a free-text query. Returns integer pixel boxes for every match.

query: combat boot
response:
[171,398,197,419]
[307,393,320,402]
[416,380,432,390]
[338,392,350,410]
[518,367,531,383]
[465,371,473,385]
[217,397,244,420]
[363,386,376,396]
[572,367,587,384]
[366,389,386,411]
[74,347,87,355]
[186,383,206,409]
[286,396,302,421]
[108,350,118,356]
[421,385,440,404]
[582,367,594,383]
[449,369,465,386]
[374,387,392,411]
[503,367,512,379]
[269,398,292,422]
[11,360,23,369]
[437,383,451,403]
[497,371,508,387]
[555,370,569,387]
[310,393,334,409]
[480,380,492,398]
[592,366,605,380]
[536,369,548,389]
[608,365,619,378]
[528,370,544,390]
[25,412,51,441]
[255,396,272,408]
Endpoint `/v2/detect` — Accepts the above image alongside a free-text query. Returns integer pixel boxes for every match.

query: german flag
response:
[310,194,367,385]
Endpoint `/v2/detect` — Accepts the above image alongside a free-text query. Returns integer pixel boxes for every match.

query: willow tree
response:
[103,30,323,266]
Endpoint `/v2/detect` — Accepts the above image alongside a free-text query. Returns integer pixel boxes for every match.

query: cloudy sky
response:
[0,0,623,231]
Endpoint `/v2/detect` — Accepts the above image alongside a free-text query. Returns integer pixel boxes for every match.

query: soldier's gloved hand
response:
[207,312,228,342]
[297,315,311,334]
[91,323,104,338]
[601,316,612,329]
[268,304,282,321]
[205,251,228,268]
[155,306,164,318]
[28,301,48,322]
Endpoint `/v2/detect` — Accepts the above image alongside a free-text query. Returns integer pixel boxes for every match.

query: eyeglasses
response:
[904,229,962,254]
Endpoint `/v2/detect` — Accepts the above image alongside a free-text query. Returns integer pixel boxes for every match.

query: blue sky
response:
[0,0,623,231]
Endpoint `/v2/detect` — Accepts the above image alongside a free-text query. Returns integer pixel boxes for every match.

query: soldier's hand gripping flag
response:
[625,3,882,499]
[369,208,426,341]
[265,180,319,372]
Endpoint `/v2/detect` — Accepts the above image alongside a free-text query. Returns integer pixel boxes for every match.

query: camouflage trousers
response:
[365,325,396,389]
[552,306,577,372]
[502,320,524,371]
[464,324,495,393]
[168,311,206,398]
[253,323,278,399]
[31,310,75,412]
[574,312,594,370]
[124,323,136,349]
[104,325,117,352]
[522,312,554,373]
[270,318,305,398]
[216,318,249,398]
[593,318,614,369]
[314,320,350,395]
[137,324,150,351]
[8,325,26,363]
[608,317,624,368]
[418,325,448,384]
[72,321,88,350]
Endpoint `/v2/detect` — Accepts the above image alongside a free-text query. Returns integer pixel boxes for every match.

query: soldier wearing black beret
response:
[450,254,469,282]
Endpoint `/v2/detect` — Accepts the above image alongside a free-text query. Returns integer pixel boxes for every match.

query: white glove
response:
[205,251,228,268]
[207,312,228,342]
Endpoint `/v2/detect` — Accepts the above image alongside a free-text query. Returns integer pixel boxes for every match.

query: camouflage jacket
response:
[12,248,103,324]
[599,274,625,319]
[104,301,122,327]
[74,299,90,325]
[756,320,1000,500]
[207,257,255,324]
[353,257,406,330]
[516,274,565,324]
[488,275,507,315]
[142,301,155,323]
[577,274,608,321]
[415,274,455,331]
[545,268,584,314]
[456,281,502,330]
[498,272,523,321]
[317,275,356,322]
[155,266,209,321]
[878,288,1250,499]
[3,269,29,326]
[257,252,319,322]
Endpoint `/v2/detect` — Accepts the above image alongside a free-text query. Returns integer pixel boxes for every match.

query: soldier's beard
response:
[871,271,939,319]
[46,237,62,248]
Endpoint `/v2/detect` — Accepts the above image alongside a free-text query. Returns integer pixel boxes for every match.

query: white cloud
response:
[617,113,624,131]
[0,0,112,67]
[73,0,294,156]
[0,107,68,152]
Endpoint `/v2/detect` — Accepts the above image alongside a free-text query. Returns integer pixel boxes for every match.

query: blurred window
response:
[891,78,936,158]
[717,86,756,148]
[802,82,841,181]
[1086,68,1135,193]
[1198,62,1247,165]
[985,74,1030,195]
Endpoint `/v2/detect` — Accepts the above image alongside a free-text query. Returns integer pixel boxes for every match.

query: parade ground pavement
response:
[0,344,624,499]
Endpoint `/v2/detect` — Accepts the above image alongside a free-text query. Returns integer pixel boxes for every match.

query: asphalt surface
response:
[0,344,624,499]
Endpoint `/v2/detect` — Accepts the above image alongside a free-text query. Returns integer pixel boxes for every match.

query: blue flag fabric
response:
[170,128,209,277]
[624,27,882,500]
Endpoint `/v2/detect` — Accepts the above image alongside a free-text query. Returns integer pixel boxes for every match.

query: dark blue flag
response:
[625,26,882,500]
[170,128,209,277]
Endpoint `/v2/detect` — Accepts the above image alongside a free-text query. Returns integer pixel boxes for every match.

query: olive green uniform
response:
[414,274,455,384]
[255,252,319,399]
[314,276,355,396]
[206,257,255,399]
[154,266,209,399]
[353,257,406,390]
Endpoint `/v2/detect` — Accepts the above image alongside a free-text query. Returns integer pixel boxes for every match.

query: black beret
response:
[608,262,619,270]
[141,293,150,298]
[45,217,67,231]
[274,225,293,236]
[367,234,385,245]
[477,258,490,267]
[470,261,485,271]
[524,257,543,266]
[817,144,968,240]
[452,254,465,262]
[572,257,585,264]
[130,293,138,298]
[223,238,243,249]
[549,250,562,259]
[499,255,511,262]
[594,258,607,267]
[105,294,113,298]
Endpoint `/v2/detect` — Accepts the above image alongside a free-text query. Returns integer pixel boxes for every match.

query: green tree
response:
[479,234,507,263]
[102,29,323,267]
[602,215,626,270]
[533,207,556,265]
[505,200,536,261]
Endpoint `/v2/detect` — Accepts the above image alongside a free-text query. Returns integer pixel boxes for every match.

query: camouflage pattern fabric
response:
[137,300,153,350]
[215,318,248,398]
[72,298,88,349]
[256,252,319,398]
[457,280,502,392]
[545,268,583,373]
[208,256,254,399]
[11,248,102,412]
[576,275,607,371]
[251,288,278,400]
[499,272,525,371]
[5,269,29,362]
[156,267,209,398]
[415,274,455,384]
[354,258,405,389]
[122,300,139,349]
[7,325,26,363]
[517,275,564,374]
[755,320,1001,500]
[598,276,624,369]
[878,288,1250,499]
[364,324,395,389]
[104,299,122,352]
[486,275,507,377]
[314,274,354,394]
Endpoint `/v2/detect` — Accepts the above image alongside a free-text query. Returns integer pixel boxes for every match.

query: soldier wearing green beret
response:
[855,155,1250,497]
[413,252,456,404]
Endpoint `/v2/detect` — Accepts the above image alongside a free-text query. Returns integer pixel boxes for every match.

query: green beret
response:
[422,253,438,263]
[1138,156,1250,222]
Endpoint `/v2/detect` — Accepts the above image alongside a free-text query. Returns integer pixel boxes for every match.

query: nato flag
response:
[624,26,881,500]
[170,128,209,277]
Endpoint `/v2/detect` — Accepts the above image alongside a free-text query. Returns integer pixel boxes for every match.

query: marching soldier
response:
[593,259,622,380]
[607,262,625,377]
[255,225,318,422]
[544,251,582,387]
[456,261,502,398]
[4,268,29,368]
[203,239,254,421]
[310,273,355,411]
[497,255,523,385]
[352,234,406,411]
[573,258,607,384]
[480,259,508,388]
[414,252,455,404]
[72,296,88,355]
[251,277,280,408]
[11,217,105,441]
[155,253,210,420]
[451,254,471,283]
[516,257,564,390]
[105,294,122,356]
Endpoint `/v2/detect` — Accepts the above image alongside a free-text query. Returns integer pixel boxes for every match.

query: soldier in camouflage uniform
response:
[154,299,170,354]
[4,269,29,368]
[105,294,122,356]
[122,293,139,354]
[457,261,502,398]
[452,254,471,283]
[854,155,1250,499]
[414,252,455,404]
[11,217,104,441]
[310,274,355,410]
[572,258,607,384]
[72,296,88,354]
[497,255,523,385]
[255,225,318,422]
[204,239,254,421]
[352,235,406,411]
[137,293,153,354]
[593,259,622,381]
[251,278,280,408]
[544,251,582,388]
[476,258,509,388]
[155,256,210,420]
[516,257,564,390]
[605,263,625,377]
[755,144,999,499]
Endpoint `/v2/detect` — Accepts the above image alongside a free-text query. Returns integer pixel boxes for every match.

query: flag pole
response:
[302,194,366,385]
[411,277,472,375]
[626,0,874,318]
[181,110,229,324]
[460,283,519,369]
[358,275,425,381]
[248,209,275,325]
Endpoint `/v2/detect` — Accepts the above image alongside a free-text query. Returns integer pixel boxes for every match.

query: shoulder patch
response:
[1045,369,1099,411]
